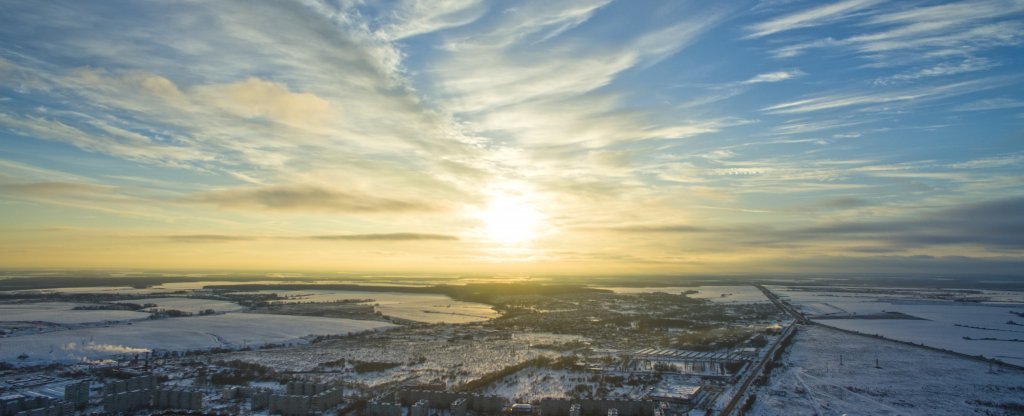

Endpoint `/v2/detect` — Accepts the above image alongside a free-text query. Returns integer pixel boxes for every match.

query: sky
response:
[0,0,1022,276]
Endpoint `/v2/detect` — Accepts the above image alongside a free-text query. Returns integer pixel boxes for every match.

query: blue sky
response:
[0,0,1022,275]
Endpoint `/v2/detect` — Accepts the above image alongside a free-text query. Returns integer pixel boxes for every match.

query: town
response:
[0,279,795,415]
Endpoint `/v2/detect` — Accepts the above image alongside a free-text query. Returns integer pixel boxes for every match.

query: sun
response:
[480,186,543,245]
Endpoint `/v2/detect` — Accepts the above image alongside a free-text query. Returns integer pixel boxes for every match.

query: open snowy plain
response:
[772,286,1024,366]
[748,325,1024,416]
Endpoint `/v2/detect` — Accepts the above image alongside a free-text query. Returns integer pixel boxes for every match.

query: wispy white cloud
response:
[745,0,883,38]
[424,0,735,169]
[771,117,870,135]
[0,112,212,167]
[948,153,1024,169]
[872,57,997,85]
[767,0,1024,61]
[865,0,1024,26]
[832,132,862,138]
[770,37,843,59]
[442,0,613,50]
[0,0,487,209]
[953,97,1024,111]
[437,7,725,113]
[761,77,1010,114]
[377,0,487,41]
[853,21,1024,57]
[743,69,806,84]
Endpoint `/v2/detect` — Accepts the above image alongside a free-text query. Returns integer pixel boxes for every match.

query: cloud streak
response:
[745,0,883,38]
[161,233,458,242]
[307,233,458,241]
[0,181,112,196]
[600,196,1024,252]
[765,0,1024,61]
[743,69,806,84]
[761,77,1010,114]
[186,185,437,214]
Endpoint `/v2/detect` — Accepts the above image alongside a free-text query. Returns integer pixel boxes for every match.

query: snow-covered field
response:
[12,286,160,295]
[12,280,498,324]
[975,290,1024,304]
[773,286,1024,366]
[0,314,395,364]
[116,297,244,313]
[0,302,149,324]
[153,280,311,290]
[256,290,499,323]
[600,286,768,304]
[748,325,1024,416]
[11,280,325,295]
[686,286,769,304]
[821,320,1024,366]
[771,286,1024,316]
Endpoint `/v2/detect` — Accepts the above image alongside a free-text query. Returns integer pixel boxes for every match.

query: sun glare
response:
[480,186,543,245]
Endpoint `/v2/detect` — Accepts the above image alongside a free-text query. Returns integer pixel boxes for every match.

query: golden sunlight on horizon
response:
[478,182,545,246]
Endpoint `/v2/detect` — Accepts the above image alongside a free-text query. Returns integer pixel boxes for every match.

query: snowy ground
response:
[0,302,149,324]
[599,286,769,304]
[482,368,591,401]
[216,328,577,389]
[253,290,499,323]
[772,286,1024,366]
[0,313,395,364]
[11,280,330,295]
[480,367,656,402]
[822,319,1024,366]
[12,280,497,324]
[748,325,1024,416]
[686,286,769,304]
[12,286,162,295]
[116,297,245,313]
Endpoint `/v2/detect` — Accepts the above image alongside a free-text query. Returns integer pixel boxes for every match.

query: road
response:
[717,285,803,416]
[756,284,810,324]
